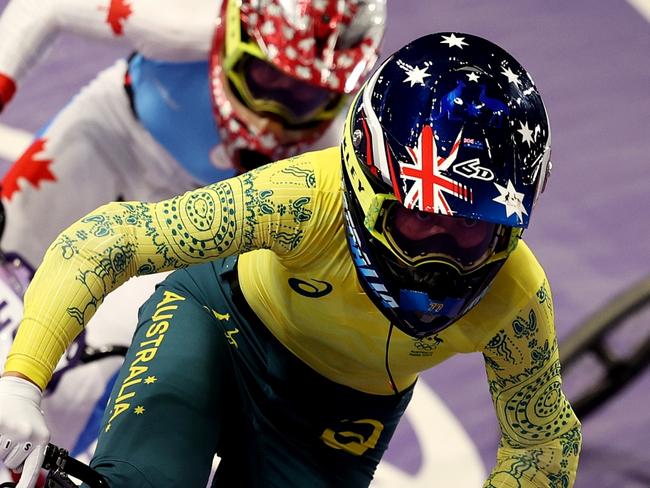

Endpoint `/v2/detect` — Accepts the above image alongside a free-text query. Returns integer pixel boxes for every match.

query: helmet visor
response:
[228,53,344,127]
[380,203,501,272]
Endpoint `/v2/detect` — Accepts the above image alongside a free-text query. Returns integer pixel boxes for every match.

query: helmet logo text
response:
[453,158,495,181]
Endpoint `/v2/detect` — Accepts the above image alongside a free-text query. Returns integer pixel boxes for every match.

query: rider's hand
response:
[0,375,49,488]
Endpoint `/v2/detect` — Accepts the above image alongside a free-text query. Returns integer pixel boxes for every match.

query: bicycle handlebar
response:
[0,443,109,488]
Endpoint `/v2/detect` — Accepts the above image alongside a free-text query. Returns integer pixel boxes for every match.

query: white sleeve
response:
[0,0,219,105]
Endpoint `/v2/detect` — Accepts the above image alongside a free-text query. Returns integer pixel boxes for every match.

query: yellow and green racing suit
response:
[6,147,581,486]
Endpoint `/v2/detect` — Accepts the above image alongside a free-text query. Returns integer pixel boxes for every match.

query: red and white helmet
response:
[210,0,387,171]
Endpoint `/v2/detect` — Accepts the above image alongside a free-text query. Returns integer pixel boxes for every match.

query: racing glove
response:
[0,375,49,488]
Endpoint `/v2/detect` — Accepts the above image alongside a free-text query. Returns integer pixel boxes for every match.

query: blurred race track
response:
[0,1,648,486]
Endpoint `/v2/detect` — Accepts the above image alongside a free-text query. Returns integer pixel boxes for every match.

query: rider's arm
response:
[479,267,581,487]
[0,0,217,109]
[4,149,336,390]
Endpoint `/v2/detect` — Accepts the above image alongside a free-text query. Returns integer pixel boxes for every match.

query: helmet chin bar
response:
[369,230,505,336]
[343,186,504,338]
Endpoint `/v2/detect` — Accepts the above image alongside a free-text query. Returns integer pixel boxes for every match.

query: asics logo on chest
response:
[288,278,333,298]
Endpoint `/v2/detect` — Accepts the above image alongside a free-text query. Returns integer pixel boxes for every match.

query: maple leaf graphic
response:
[106,0,133,36]
[1,138,56,200]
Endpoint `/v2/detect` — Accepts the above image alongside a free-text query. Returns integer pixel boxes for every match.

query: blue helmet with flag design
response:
[341,32,551,338]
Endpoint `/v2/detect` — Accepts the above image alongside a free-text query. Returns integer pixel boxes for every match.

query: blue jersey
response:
[128,54,236,185]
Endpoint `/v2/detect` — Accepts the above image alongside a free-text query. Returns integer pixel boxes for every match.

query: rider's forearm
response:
[4,185,245,388]
[0,0,57,106]
[479,272,582,487]
[485,427,582,487]
[0,0,121,108]
[3,155,318,390]
[2,199,195,389]
[0,0,216,109]
[0,0,119,102]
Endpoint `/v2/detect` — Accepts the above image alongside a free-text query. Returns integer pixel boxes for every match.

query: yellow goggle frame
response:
[366,193,521,273]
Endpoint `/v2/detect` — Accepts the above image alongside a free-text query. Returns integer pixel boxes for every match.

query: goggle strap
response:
[225,0,241,64]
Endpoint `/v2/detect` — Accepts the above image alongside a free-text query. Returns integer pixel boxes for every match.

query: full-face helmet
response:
[342,32,551,338]
[210,0,387,171]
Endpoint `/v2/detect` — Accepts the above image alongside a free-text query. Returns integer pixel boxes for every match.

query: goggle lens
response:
[382,204,500,271]
[229,54,342,126]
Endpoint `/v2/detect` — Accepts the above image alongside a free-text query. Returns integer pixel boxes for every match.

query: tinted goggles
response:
[365,194,515,273]
[229,54,344,126]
